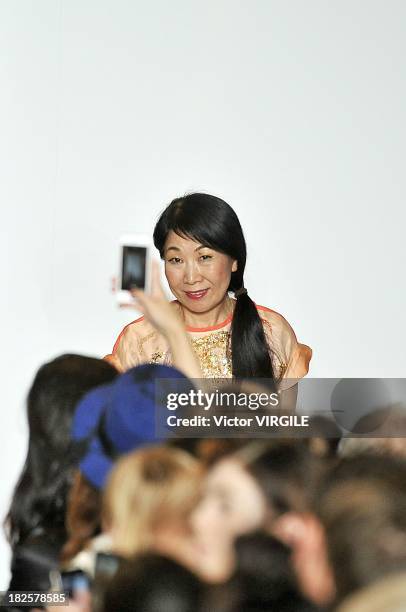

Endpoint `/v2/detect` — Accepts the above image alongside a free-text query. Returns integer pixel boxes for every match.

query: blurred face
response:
[190,458,267,582]
[163,231,238,313]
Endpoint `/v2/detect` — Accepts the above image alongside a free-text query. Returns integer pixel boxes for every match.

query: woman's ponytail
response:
[230,287,274,380]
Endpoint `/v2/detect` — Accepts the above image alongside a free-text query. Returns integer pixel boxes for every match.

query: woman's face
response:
[163,230,237,313]
[190,458,267,582]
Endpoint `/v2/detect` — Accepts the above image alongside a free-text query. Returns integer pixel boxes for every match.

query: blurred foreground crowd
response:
[3,354,406,612]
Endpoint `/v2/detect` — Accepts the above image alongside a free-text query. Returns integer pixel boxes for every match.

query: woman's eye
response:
[200,255,212,261]
[168,257,182,264]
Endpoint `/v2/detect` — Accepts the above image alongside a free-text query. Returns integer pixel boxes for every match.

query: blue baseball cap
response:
[72,363,191,489]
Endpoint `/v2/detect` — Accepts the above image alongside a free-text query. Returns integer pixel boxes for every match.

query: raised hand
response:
[130,260,184,339]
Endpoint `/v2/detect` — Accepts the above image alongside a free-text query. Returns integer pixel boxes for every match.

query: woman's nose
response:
[184,262,203,284]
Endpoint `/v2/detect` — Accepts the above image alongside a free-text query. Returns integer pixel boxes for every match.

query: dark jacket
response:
[5,529,65,611]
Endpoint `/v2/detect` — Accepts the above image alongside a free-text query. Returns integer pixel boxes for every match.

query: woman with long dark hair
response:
[4,354,117,595]
[110,193,311,383]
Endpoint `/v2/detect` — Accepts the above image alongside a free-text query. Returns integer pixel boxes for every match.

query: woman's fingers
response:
[129,289,145,311]
[121,262,184,339]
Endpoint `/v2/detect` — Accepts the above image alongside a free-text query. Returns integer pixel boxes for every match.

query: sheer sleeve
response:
[258,306,312,388]
[109,318,144,372]
[107,317,170,372]
[103,352,125,373]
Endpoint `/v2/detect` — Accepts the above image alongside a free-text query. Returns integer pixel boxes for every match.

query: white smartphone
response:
[116,234,152,305]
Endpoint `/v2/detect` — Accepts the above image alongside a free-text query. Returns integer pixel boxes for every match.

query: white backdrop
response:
[1,0,405,587]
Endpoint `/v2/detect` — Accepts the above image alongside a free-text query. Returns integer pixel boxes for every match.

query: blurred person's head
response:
[191,439,323,583]
[238,441,333,607]
[103,445,202,568]
[317,454,406,605]
[190,447,267,583]
[101,553,204,612]
[5,354,117,549]
[239,440,323,517]
[61,363,192,563]
[193,440,321,533]
[72,363,191,489]
[252,442,334,608]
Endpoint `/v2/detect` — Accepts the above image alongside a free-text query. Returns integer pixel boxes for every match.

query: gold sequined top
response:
[108,301,312,383]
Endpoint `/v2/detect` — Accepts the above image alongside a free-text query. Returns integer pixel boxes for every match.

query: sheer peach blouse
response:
[106,301,312,383]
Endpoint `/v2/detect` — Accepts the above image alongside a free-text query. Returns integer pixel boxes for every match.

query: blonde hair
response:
[103,445,202,558]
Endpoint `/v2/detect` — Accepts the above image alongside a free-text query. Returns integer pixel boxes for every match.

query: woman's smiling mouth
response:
[184,289,209,300]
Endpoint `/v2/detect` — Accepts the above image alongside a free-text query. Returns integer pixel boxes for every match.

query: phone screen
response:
[61,570,90,598]
[121,246,147,291]
[95,552,121,579]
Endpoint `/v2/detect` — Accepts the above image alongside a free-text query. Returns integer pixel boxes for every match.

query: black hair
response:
[205,532,317,612]
[233,531,317,612]
[101,554,204,612]
[5,354,117,549]
[153,193,274,379]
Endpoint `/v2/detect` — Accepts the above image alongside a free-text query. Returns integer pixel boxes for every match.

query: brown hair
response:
[317,454,406,603]
[60,470,102,564]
